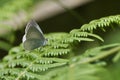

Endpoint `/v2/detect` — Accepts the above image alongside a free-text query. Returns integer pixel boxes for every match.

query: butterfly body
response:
[22,20,47,50]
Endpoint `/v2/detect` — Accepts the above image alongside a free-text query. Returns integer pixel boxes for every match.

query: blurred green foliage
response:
[0,15,120,80]
[0,0,40,52]
[0,0,38,20]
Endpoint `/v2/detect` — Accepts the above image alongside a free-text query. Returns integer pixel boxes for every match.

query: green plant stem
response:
[15,52,42,80]
[15,59,36,80]
[70,46,120,67]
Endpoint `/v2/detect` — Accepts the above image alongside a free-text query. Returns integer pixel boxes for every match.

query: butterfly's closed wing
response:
[25,20,44,39]
[23,20,47,50]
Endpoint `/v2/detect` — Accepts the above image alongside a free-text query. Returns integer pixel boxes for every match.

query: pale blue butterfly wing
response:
[23,20,47,50]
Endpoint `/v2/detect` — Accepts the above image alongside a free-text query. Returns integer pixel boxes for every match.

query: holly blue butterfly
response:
[22,20,47,50]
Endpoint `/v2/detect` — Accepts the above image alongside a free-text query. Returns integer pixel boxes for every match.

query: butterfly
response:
[22,20,47,50]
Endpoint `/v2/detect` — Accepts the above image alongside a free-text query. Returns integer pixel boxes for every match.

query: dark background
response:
[39,0,120,33]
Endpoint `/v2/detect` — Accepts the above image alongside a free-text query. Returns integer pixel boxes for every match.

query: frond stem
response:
[70,46,120,67]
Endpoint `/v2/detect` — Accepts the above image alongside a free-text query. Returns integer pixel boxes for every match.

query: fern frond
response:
[0,31,102,80]
[8,59,31,68]
[84,43,120,56]
[77,43,120,64]
[113,51,120,62]
[42,49,70,57]
[80,15,120,31]
[50,43,69,49]
[70,29,103,41]
[35,58,68,64]
[42,63,106,80]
